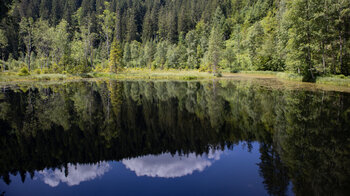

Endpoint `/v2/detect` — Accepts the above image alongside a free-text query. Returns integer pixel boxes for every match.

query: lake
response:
[0,79,349,196]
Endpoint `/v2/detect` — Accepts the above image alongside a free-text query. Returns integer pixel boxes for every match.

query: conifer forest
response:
[0,0,349,81]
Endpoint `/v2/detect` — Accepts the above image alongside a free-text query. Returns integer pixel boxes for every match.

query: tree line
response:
[0,0,349,81]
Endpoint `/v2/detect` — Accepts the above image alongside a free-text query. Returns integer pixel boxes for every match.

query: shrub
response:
[93,64,105,72]
[230,69,240,73]
[79,73,93,78]
[214,72,222,77]
[40,76,51,81]
[42,68,50,74]
[183,76,197,80]
[151,62,157,70]
[18,67,30,76]
[50,63,64,73]
[338,74,346,79]
[34,69,41,74]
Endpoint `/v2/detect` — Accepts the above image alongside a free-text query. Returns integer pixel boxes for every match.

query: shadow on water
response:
[0,80,349,195]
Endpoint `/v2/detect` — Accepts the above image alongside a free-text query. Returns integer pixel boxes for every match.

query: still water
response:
[0,79,349,196]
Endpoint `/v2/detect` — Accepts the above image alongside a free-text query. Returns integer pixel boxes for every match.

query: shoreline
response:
[1,70,349,90]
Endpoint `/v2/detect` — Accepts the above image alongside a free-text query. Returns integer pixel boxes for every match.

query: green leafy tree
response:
[52,19,70,66]
[166,44,179,68]
[286,0,318,81]
[98,2,115,60]
[19,17,35,71]
[154,41,168,69]
[130,41,141,67]
[0,29,7,71]
[74,8,96,68]
[143,40,156,69]
[33,19,54,70]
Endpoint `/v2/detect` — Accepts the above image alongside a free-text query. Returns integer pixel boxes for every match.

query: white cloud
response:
[122,150,222,178]
[38,162,110,187]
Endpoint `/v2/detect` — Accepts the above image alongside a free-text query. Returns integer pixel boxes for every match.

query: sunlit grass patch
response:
[317,75,350,87]
[276,72,303,81]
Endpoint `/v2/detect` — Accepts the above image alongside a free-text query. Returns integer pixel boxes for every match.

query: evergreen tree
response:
[0,0,349,78]
[109,39,123,73]
[126,8,137,42]
[207,7,224,74]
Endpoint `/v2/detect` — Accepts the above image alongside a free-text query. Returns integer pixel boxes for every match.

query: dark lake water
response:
[0,79,349,196]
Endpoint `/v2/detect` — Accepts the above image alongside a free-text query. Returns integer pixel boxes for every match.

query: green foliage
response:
[18,67,30,76]
[109,40,123,73]
[207,8,224,73]
[34,69,41,74]
[182,76,198,80]
[98,2,115,59]
[0,0,349,81]
[0,29,8,49]
[19,17,35,70]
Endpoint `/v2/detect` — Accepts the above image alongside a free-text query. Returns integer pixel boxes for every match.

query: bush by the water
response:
[34,69,41,74]
[18,67,30,76]
[214,72,222,77]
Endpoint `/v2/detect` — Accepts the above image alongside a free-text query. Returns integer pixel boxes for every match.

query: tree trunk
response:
[339,33,343,74]
[106,34,110,61]
[2,55,4,72]
[213,62,217,74]
[322,41,326,73]
[306,0,314,80]
[28,38,31,71]
[90,46,94,68]
[338,4,343,74]
[332,52,336,74]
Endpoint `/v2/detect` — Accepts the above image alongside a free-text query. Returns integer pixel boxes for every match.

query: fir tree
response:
[109,39,123,73]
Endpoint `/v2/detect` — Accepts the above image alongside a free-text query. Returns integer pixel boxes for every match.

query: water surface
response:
[0,79,349,196]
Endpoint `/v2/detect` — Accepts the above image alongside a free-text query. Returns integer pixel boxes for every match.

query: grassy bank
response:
[0,72,84,83]
[0,69,214,83]
[231,71,350,87]
[92,69,215,80]
[1,69,350,87]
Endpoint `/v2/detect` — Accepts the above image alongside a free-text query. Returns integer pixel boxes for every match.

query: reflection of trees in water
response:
[0,81,349,195]
[258,143,290,196]
[276,91,350,195]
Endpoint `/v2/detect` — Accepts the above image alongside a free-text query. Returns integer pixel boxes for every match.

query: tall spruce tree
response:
[207,7,224,74]
[109,39,123,73]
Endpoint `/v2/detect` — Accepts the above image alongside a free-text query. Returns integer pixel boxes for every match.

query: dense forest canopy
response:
[0,0,349,80]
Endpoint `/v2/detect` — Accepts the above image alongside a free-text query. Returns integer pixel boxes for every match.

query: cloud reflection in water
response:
[122,150,222,178]
[38,150,222,187]
[38,162,110,187]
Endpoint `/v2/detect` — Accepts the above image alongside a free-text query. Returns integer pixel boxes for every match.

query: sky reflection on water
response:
[1,143,280,196]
